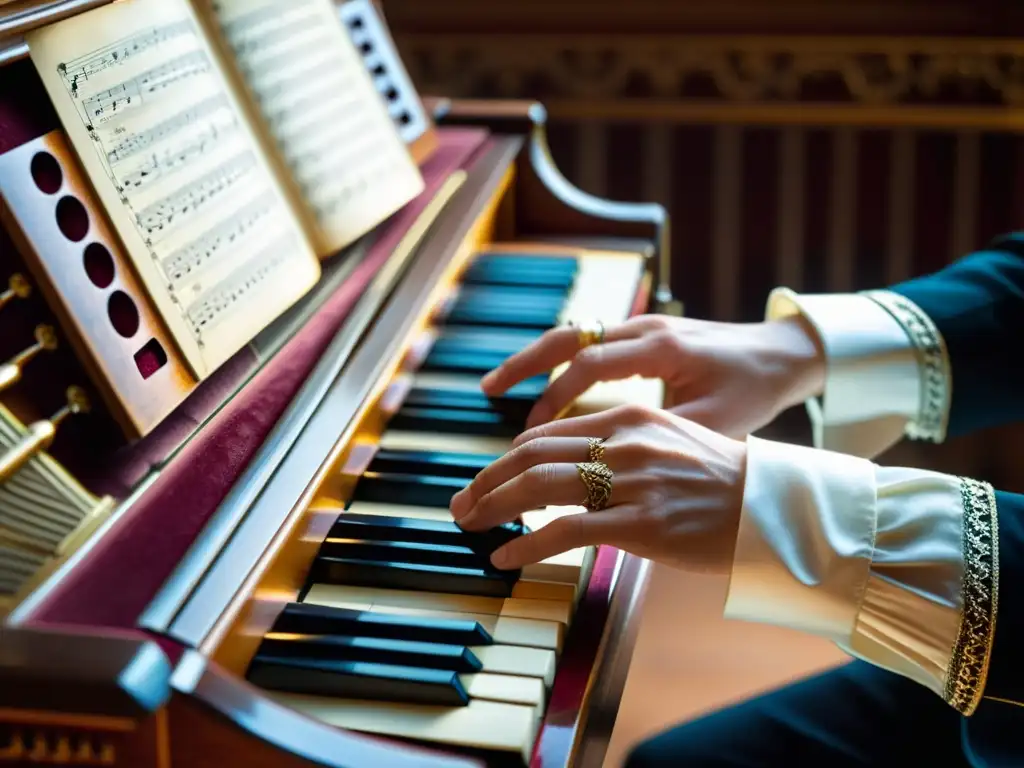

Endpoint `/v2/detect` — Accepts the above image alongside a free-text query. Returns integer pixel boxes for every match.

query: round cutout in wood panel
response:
[83,242,115,288]
[30,151,63,194]
[55,195,90,242]
[107,290,140,338]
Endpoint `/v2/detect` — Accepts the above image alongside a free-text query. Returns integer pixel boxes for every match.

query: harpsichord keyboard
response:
[245,246,660,764]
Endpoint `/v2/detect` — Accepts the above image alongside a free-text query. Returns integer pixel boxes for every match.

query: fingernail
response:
[491,546,510,569]
[450,490,470,519]
[480,371,499,392]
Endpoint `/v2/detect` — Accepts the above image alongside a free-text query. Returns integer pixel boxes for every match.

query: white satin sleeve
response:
[765,287,952,459]
[724,435,998,716]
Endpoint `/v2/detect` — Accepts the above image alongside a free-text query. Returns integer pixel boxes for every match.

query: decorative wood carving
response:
[396,34,1024,112]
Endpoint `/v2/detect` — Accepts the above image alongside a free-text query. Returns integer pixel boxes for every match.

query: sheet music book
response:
[25,0,424,378]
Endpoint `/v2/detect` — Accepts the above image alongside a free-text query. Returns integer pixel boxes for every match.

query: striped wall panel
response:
[548,122,1024,321]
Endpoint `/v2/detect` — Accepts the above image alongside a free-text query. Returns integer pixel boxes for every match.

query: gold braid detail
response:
[944,477,999,716]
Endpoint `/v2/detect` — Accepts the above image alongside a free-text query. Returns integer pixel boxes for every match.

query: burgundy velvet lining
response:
[531,545,620,768]
[24,127,491,630]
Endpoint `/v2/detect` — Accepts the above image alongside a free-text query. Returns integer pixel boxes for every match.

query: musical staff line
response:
[106,94,230,165]
[161,191,276,286]
[81,50,210,124]
[238,40,334,88]
[116,117,237,193]
[57,21,193,95]
[217,3,282,39]
[225,13,323,57]
[186,233,295,335]
[135,150,255,236]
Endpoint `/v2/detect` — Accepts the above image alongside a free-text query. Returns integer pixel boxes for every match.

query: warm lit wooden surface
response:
[604,563,847,767]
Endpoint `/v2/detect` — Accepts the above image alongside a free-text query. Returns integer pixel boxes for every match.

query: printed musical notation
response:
[27,0,320,375]
[105,94,229,164]
[135,151,255,235]
[80,50,210,124]
[209,0,423,250]
[117,118,234,192]
[162,191,276,286]
[57,20,192,95]
[186,233,295,335]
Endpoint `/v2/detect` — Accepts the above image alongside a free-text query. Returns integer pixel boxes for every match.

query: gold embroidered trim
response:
[862,290,950,443]
[945,477,999,716]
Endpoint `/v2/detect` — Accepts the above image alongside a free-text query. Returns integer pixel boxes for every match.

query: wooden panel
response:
[0,131,197,439]
[382,0,1024,36]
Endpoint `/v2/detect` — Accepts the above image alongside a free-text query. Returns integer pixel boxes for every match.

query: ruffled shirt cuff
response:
[725,435,998,716]
[765,288,952,458]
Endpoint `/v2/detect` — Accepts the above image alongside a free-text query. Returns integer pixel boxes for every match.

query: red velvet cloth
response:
[23,127,491,631]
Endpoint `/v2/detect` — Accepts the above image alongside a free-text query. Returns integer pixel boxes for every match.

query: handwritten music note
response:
[27,0,321,376]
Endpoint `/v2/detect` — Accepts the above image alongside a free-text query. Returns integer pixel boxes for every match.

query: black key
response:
[457,285,568,307]
[368,449,497,478]
[258,632,482,673]
[409,372,548,400]
[435,326,543,352]
[468,253,578,283]
[389,406,523,436]
[472,253,578,270]
[312,557,518,598]
[273,602,493,646]
[320,538,490,572]
[352,471,469,508]
[247,654,469,706]
[445,302,562,330]
[421,349,517,376]
[463,260,576,288]
[463,268,576,290]
[328,513,526,558]
[401,388,534,419]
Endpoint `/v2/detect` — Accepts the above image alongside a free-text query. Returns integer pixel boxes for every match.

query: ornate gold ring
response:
[571,320,605,349]
[576,460,613,511]
[586,436,605,463]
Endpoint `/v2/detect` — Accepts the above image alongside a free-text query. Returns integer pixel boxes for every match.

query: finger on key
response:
[457,463,590,531]
[481,320,642,396]
[490,509,633,568]
[526,337,661,429]
[450,437,594,520]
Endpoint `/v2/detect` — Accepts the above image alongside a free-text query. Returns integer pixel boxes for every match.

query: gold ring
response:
[576,461,613,511]
[586,437,605,463]
[571,320,605,349]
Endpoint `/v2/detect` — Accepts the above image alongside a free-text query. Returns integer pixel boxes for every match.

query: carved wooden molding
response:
[397,35,1024,108]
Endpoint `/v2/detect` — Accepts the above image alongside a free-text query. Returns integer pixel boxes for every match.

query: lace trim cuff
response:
[945,477,1000,716]
[862,290,952,444]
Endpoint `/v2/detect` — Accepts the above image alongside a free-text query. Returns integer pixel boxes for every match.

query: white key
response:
[304,584,573,627]
[379,430,513,455]
[459,673,545,708]
[469,645,557,687]
[558,251,644,327]
[412,372,486,392]
[342,602,564,653]
[274,693,541,764]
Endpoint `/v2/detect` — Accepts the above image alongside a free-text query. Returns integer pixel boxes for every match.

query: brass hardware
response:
[0,728,116,764]
[0,274,30,312]
[0,325,58,392]
[0,385,90,484]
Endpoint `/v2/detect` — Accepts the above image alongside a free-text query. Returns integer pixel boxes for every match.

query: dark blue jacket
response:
[893,233,1024,767]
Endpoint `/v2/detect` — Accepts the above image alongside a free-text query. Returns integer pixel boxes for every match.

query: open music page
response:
[193,0,425,257]
[25,0,322,378]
